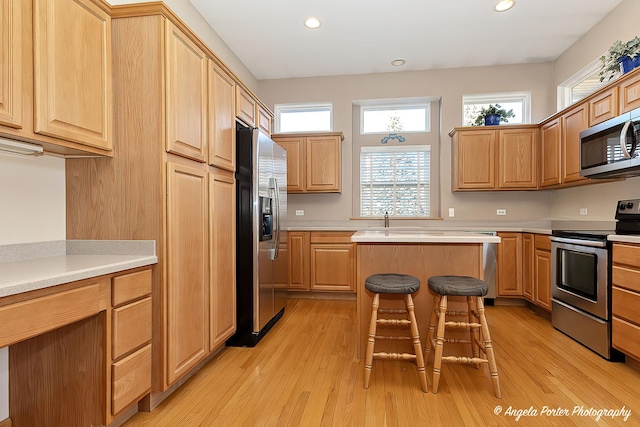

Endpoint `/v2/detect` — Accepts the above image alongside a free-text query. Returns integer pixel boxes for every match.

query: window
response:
[463,92,530,126]
[274,103,332,133]
[361,104,429,134]
[557,55,610,110]
[360,145,430,217]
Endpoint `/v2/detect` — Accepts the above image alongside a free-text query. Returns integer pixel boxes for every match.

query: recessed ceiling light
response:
[391,59,406,66]
[494,0,515,12]
[304,17,321,29]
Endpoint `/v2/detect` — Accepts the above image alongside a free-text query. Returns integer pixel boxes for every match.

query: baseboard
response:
[141,345,225,412]
[0,417,12,427]
[107,403,138,427]
[626,355,640,372]
[493,298,528,307]
[287,291,356,301]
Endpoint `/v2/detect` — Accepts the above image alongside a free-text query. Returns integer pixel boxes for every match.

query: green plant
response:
[472,104,515,126]
[599,37,640,82]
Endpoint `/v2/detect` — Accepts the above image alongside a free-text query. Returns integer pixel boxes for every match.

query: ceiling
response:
[189,0,622,81]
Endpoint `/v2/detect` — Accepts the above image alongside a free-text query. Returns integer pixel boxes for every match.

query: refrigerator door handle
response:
[273,178,280,260]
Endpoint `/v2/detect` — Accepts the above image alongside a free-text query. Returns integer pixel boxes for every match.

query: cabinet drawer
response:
[0,283,100,347]
[112,268,152,306]
[310,232,353,244]
[112,297,152,360]
[534,234,551,251]
[612,317,640,360]
[612,286,640,325]
[613,265,640,293]
[613,244,640,268]
[112,344,152,415]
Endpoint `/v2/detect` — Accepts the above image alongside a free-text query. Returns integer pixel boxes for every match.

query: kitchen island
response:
[352,230,500,359]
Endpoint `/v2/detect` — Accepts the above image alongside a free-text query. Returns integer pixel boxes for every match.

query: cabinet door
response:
[165,21,207,162]
[540,119,562,187]
[257,104,272,136]
[522,234,534,302]
[306,135,341,192]
[589,87,618,126]
[534,249,552,311]
[274,239,289,289]
[288,232,309,290]
[497,128,537,189]
[33,0,112,150]
[0,0,22,128]
[561,105,589,184]
[274,137,305,192]
[619,72,640,114]
[310,244,354,292]
[208,62,235,171]
[209,171,236,350]
[166,162,208,384]
[497,232,522,296]
[235,86,256,127]
[455,130,496,190]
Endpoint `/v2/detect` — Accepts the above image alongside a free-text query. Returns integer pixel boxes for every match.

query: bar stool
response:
[424,275,501,398]
[363,273,427,393]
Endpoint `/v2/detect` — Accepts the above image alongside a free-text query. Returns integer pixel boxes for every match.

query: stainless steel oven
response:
[550,231,612,359]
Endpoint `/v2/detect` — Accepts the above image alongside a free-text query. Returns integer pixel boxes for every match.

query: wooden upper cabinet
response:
[235,86,256,127]
[497,232,523,297]
[497,128,538,189]
[166,162,209,384]
[306,135,341,192]
[274,136,305,192]
[453,129,496,190]
[0,0,22,129]
[589,87,618,125]
[208,62,236,171]
[272,132,343,193]
[257,104,273,136]
[165,21,207,162]
[619,71,640,114]
[33,0,112,151]
[209,171,236,351]
[561,104,589,184]
[540,118,562,188]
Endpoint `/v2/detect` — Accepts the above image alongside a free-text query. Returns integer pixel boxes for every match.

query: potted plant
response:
[599,37,640,82]
[472,104,515,126]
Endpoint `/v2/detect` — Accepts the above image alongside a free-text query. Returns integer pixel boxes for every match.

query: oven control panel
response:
[616,199,640,216]
[616,199,640,234]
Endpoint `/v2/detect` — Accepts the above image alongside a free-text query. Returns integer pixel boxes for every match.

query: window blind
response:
[360,145,430,217]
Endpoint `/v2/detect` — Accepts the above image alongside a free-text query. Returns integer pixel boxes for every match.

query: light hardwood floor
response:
[124,299,640,426]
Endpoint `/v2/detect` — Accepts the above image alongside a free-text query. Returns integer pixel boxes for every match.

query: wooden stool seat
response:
[363,274,427,393]
[425,275,501,398]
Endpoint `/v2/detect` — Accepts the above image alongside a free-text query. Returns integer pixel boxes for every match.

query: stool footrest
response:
[375,335,411,341]
[378,309,407,315]
[377,319,411,327]
[373,352,417,362]
[445,310,469,317]
[441,356,489,366]
[445,321,481,329]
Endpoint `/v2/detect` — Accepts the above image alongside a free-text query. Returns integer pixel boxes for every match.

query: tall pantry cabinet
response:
[66,6,240,400]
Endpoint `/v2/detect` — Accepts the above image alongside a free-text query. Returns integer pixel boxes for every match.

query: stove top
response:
[616,199,640,235]
[551,229,615,242]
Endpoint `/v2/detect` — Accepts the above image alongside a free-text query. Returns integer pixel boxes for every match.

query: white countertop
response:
[609,235,640,244]
[0,240,157,298]
[351,230,501,243]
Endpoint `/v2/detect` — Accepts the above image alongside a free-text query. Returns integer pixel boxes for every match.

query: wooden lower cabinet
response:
[8,267,153,426]
[534,235,552,311]
[612,243,640,360]
[497,232,523,296]
[522,234,535,301]
[287,231,355,293]
[274,237,289,289]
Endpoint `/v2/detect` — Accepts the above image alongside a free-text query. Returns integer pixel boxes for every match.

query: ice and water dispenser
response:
[259,196,273,241]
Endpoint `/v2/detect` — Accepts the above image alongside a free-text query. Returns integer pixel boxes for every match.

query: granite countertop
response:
[0,240,157,298]
[351,230,501,243]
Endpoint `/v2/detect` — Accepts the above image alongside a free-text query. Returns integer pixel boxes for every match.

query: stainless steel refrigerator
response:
[228,123,287,347]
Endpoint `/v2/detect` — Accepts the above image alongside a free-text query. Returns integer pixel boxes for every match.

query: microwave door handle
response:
[620,120,633,159]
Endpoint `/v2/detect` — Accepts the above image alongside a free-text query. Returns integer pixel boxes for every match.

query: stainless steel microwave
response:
[580,107,640,178]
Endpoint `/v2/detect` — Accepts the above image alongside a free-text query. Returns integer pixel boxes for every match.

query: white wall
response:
[0,154,66,420]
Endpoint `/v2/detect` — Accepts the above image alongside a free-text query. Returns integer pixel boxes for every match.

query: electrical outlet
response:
[295,210,304,216]
[497,209,507,216]
[448,208,455,218]
[580,208,588,216]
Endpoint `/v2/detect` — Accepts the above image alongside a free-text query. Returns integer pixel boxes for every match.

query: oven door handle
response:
[549,236,607,248]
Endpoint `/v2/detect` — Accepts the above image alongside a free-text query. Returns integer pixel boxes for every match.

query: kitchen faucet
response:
[384,211,389,228]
